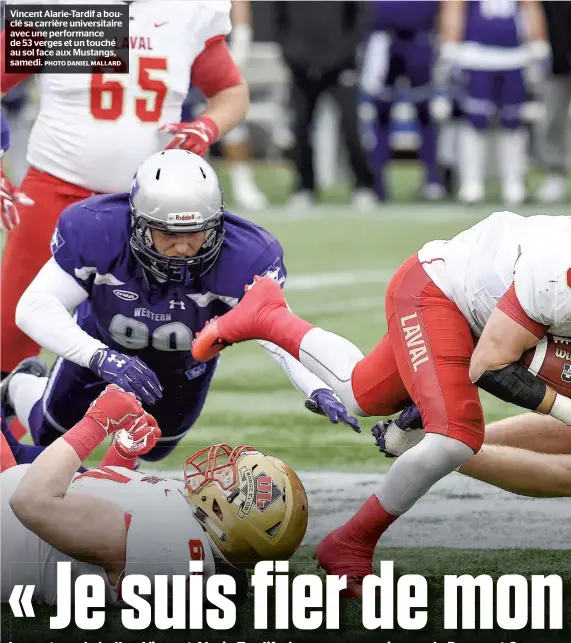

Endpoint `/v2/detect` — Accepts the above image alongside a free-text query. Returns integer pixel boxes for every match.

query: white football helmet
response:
[129,149,225,284]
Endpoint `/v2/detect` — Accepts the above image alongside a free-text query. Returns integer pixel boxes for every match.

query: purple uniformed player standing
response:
[2,150,360,462]
[438,0,550,205]
[359,0,444,201]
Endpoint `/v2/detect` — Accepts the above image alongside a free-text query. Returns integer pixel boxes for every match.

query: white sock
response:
[458,124,486,190]
[230,162,256,188]
[438,121,458,168]
[298,327,368,416]
[9,373,48,431]
[497,128,527,185]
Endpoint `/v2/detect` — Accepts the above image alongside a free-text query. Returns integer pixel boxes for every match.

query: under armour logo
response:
[107,354,127,368]
[169,300,186,310]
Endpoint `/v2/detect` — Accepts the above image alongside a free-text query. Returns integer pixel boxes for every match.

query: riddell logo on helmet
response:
[167,212,203,224]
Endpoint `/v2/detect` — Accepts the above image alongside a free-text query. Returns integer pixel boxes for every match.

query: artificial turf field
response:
[2,164,570,642]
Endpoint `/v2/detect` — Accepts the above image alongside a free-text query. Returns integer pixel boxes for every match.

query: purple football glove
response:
[304,388,361,432]
[89,348,163,406]
[395,403,423,430]
[371,402,424,457]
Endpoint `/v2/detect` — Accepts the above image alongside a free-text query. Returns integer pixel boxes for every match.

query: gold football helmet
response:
[184,444,308,568]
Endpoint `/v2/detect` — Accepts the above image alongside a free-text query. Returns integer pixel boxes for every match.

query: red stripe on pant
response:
[1,168,97,372]
[353,254,485,453]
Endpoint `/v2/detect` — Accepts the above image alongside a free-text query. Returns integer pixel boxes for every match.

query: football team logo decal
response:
[561,363,571,383]
[113,289,139,301]
[50,228,65,253]
[254,473,283,511]
[235,467,284,519]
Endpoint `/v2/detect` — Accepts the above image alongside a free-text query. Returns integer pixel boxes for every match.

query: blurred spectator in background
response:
[440,0,550,206]
[222,0,268,211]
[274,0,377,209]
[1,80,35,185]
[535,0,571,204]
[359,0,444,201]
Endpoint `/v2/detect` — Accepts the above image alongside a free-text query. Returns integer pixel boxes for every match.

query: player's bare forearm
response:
[10,428,127,582]
[470,309,541,379]
[469,307,557,412]
[522,0,548,42]
[203,81,249,139]
[231,0,252,26]
[459,443,571,498]
[484,413,571,454]
[439,0,465,43]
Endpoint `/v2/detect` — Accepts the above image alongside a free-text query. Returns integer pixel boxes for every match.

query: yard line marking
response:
[250,203,558,224]
[286,270,392,291]
[297,296,384,317]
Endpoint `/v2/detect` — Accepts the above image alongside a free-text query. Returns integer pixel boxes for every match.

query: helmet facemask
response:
[129,210,225,285]
[128,150,226,285]
[184,444,309,569]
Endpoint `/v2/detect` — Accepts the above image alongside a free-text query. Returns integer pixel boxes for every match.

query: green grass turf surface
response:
[25,162,561,473]
[2,546,570,643]
[4,163,571,642]
[10,162,567,471]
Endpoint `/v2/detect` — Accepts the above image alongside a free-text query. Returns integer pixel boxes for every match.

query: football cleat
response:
[191,275,288,362]
[0,357,47,419]
[314,528,374,598]
[191,317,228,362]
[536,174,566,204]
[502,181,527,207]
[458,183,484,206]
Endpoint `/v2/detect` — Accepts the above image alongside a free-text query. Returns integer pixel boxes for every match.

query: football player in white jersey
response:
[191,209,571,597]
[1,384,308,606]
[0,0,249,377]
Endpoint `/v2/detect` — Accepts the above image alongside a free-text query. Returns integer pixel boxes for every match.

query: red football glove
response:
[158,116,219,157]
[85,384,147,436]
[0,166,33,231]
[112,412,161,460]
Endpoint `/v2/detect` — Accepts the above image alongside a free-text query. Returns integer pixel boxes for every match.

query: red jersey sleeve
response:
[190,36,243,99]
[497,284,549,339]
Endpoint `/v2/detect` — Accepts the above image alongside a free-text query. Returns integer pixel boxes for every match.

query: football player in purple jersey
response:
[3,149,359,463]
